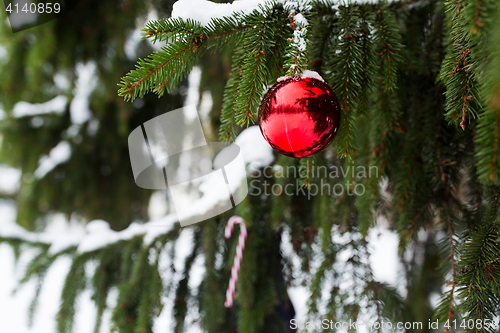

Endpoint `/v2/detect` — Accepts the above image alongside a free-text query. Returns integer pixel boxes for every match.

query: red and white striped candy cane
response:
[224,215,247,308]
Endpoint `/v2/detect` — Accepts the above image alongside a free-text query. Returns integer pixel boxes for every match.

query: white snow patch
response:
[148,191,169,220]
[294,13,308,26]
[0,166,21,194]
[54,72,70,91]
[73,289,98,333]
[367,223,400,286]
[0,244,103,333]
[186,67,202,107]
[70,62,96,125]
[291,23,307,51]
[429,292,441,309]
[34,141,72,178]
[125,28,143,60]
[171,0,267,26]
[199,91,213,120]
[0,199,17,225]
[87,118,100,136]
[174,228,195,272]
[170,0,389,27]
[287,285,309,324]
[143,214,182,245]
[189,254,205,290]
[277,70,325,82]
[0,203,84,250]
[77,220,145,253]
[0,218,39,243]
[0,45,7,61]
[237,125,274,168]
[46,217,86,255]
[12,95,67,117]
[301,70,324,82]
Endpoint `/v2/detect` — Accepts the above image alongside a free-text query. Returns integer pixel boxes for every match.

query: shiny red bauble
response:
[258,76,341,158]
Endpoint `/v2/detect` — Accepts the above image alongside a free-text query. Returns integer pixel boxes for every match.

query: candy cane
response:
[224,215,247,308]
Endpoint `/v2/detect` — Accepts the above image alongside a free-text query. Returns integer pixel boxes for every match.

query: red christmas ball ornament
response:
[259,76,341,158]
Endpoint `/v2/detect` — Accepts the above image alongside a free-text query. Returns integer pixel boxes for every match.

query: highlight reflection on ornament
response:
[258,76,341,158]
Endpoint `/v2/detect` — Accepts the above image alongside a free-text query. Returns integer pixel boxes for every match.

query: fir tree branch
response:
[207,26,250,40]
[475,0,500,183]
[283,11,309,76]
[219,68,243,142]
[374,6,401,93]
[240,51,264,125]
[142,17,248,45]
[357,6,376,117]
[440,2,481,128]
[372,4,403,147]
[119,16,250,103]
[443,201,456,332]
[309,2,337,74]
[143,18,204,43]
[120,45,196,100]
[233,5,289,127]
[328,5,363,159]
[57,254,91,333]
[455,188,500,332]
[299,156,315,187]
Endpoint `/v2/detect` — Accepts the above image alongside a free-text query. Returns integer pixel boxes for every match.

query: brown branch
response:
[206,26,250,40]
[305,158,312,187]
[460,96,467,130]
[157,58,185,93]
[451,47,471,130]
[145,25,249,40]
[460,76,469,130]
[411,205,427,225]
[472,0,485,34]
[145,29,199,38]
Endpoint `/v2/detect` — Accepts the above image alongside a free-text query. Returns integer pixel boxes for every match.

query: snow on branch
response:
[171,0,396,27]
[171,0,268,26]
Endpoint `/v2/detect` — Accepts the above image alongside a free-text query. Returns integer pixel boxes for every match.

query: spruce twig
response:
[443,201,456,333]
